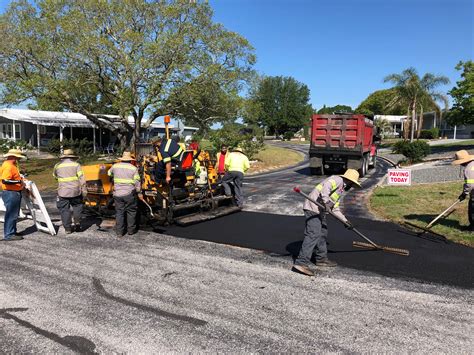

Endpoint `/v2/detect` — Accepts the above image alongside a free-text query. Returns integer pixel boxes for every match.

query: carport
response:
[0,108,117,153]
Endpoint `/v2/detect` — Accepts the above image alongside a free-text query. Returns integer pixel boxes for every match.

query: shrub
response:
[0,139,32,153]
[283,131,294,141]
[419,127,440,139]
[402,140,431,163]
[392,139,430,163]
[392,140,410,154]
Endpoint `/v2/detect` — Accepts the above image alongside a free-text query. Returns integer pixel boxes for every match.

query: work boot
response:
[3,235,24,241]
[64,228,73,235]
[116,231,125,238]
[127,230,137,236]
[292,264,315,277]
[316,258,337,267]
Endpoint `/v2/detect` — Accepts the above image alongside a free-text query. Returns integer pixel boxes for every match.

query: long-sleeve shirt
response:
[1,160,23,191]
[303,175,348,222]
[225,152,250,174]
[108,162,141,197]
[53,158,86,198]
[463,161,474,194]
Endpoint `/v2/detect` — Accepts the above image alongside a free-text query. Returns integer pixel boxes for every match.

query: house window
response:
[0,123,21,140]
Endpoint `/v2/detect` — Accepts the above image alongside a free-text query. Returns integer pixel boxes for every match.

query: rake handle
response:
[425,199,462,230]
[293,187,380,249]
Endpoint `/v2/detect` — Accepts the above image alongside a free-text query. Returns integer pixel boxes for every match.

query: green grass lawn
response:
[248,144,304,174]
[370,182,473,246]
[16,158,106,192]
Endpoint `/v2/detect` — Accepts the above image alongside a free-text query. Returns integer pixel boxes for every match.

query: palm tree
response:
[384,68,449,141]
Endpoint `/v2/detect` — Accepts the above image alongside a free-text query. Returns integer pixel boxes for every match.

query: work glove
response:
[82,190,88,199]
[458,193,467,201]
[138,193,144,201]
[344,221,354,230]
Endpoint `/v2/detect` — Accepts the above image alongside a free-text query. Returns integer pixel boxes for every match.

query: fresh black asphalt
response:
[161,211,474,289]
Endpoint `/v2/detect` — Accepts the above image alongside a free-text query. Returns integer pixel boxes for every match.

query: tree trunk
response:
[410,98,416,142]
[404,105,410,140]
[417,105,424,139]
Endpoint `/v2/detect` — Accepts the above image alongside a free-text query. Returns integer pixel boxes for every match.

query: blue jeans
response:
[2,190,22,239]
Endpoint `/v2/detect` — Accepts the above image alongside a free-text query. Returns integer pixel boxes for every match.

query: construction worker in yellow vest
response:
[452,150,474,231]
[293,169,361,277]
[221,147,250,208]
[108,152,142,237]
[53,149,86,234]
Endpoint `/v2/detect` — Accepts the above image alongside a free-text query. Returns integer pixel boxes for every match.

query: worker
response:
[108,151,142,237]
[215,144,228,178]
[221,147,250,208]
[1,149,27,241]
[174,135,186,151]
[53,149,86,234]
[292,169,361,277]
[153,136,184,184]
[452,150,474,231]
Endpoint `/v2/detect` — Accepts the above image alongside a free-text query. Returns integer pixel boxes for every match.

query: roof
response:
[374,115,408,123]
[0,108,198,131]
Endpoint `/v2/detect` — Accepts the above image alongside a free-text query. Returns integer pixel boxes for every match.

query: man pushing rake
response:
[292,168,408,277]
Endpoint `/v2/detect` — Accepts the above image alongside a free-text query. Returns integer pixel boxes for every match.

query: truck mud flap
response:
[174,206,242,226]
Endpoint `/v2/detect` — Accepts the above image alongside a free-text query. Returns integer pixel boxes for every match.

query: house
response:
[0,108,199,152]
[421,111,474,139]
[374,115,407,137]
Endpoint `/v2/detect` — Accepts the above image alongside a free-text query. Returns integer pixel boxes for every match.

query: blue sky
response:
[1,0,472,112]
[210,0,473,109]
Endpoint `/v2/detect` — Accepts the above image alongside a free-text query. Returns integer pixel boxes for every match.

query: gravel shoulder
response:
[1,220,473,353]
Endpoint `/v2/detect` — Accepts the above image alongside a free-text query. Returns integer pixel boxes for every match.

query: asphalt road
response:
[1,143,473,352]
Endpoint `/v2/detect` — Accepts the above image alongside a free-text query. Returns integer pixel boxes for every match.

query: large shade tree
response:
[0,0,255,148]
[447,61,474,126]
[317,104,352,114]
[244,76,312,135]
[384,68,449,141]
[355,88,406,116]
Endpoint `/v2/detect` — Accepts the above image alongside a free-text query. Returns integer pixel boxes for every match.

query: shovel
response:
[293,187,409,256]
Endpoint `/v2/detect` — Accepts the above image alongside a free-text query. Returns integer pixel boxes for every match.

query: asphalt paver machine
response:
[83,117,240,227]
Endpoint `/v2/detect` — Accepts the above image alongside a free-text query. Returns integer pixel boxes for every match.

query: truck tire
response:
[310,166,324,175]
[359,155,367,177]
[369,156,377,169]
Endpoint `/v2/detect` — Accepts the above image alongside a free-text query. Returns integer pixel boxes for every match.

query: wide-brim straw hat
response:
[119,151,135,161]
[4,149,26,159]
[340,168,361,187]
[452,150,474,165]
[233,147,244,153]
[60,149,78,159]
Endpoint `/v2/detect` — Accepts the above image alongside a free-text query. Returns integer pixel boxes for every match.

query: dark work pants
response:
[469,191,474,226]
[57,195,83,231]
[114,193,138,235]
[222,171,244,207]
[2,190,22,239]
[294,210,328,266]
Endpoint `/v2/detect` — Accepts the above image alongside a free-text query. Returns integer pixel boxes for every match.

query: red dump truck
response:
[309,114,378,176]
